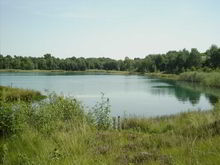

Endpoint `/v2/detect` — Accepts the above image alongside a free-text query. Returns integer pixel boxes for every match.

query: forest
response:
[0,45,219,73]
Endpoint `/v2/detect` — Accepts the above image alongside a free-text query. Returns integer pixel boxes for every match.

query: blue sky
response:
[0,0,220,59]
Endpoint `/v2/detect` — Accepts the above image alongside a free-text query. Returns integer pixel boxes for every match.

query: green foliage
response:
[1,101,220,165]
[206,45,220,68]
[0,144,8,164]
[17,153,35,165]
[122,102,220,138]
[0,102,28,137]
[0,90,89,136]
[25,94,89,134]
[187,48,202,69]
[1,86,220,164]
[0,86,46,102]
[1,44,219,74]
[179,71,220,88]
[90,94,112,130]
[0,86,46,137]
[0,103,17,136]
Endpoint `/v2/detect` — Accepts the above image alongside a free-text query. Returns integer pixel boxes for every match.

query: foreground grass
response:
[1,104,220,165]
[0,87,220,165]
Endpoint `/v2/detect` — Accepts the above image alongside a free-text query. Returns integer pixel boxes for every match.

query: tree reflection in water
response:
[150,79,219,106]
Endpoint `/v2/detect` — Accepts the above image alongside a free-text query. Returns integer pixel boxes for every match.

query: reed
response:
[179,71,220,88]
[0,86,46,102]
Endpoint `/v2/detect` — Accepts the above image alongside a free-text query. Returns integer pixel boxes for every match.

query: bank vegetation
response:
[0,87,220,165]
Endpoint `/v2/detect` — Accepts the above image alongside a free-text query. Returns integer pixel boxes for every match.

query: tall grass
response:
[0,87,220,164]
[0,86,46,102]
[179,71,220,88]
[148,71,220,88]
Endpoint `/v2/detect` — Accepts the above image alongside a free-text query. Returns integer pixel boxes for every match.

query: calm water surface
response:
[0,72,219,117]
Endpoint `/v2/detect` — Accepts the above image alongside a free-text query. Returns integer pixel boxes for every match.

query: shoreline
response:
[1,69,220,88]
[1,85,220,164]
[0,69,139,75]
[147,72,220,88]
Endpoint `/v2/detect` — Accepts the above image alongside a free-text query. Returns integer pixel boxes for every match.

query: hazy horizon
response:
[1,0,220,59]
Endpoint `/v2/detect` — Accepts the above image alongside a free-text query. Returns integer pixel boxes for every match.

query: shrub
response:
[0,103,24,137]
[90,94,112,130]
[26,94,89,134]
[0,92,90,136]
[0,144,8,164]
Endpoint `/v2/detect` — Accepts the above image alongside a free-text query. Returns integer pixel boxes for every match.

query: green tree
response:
[0,55,4,69]
[187,48,202,69]
[21,58,34,70]
[124,57,134,71]
[206,45,220,68]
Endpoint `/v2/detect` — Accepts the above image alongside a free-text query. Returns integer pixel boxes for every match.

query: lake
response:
[0,72,219,117]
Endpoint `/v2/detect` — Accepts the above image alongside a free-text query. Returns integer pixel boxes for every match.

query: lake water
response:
[0,72,219,117]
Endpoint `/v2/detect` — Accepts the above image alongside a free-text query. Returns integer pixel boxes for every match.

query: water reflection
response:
[150,79,219,106]
[0,72,219,117]
[205,94,219,105]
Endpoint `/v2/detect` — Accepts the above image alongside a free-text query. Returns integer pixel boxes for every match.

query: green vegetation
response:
[179,72,220,88]
[1,45,220,88]
[0,86,46,102]
[148,71,220,88]
[1,45,219,73]
[0,45,219,164]
[148,72,179,80]
[0,69,135,75]
[0,87,220,165]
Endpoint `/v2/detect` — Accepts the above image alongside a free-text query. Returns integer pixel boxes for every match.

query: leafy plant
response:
[0,103,19,136]
[91,93,112,130]
[0,144,8,164]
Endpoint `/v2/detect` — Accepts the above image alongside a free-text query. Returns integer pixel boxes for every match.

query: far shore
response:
[1,69,220,88]
[0,69,182,78]
[0,69,139,75]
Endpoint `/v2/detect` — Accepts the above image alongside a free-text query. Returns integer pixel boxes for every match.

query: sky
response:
[0,0,220,59]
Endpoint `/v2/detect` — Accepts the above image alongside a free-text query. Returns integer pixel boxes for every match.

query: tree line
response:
[0,45,219,73]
